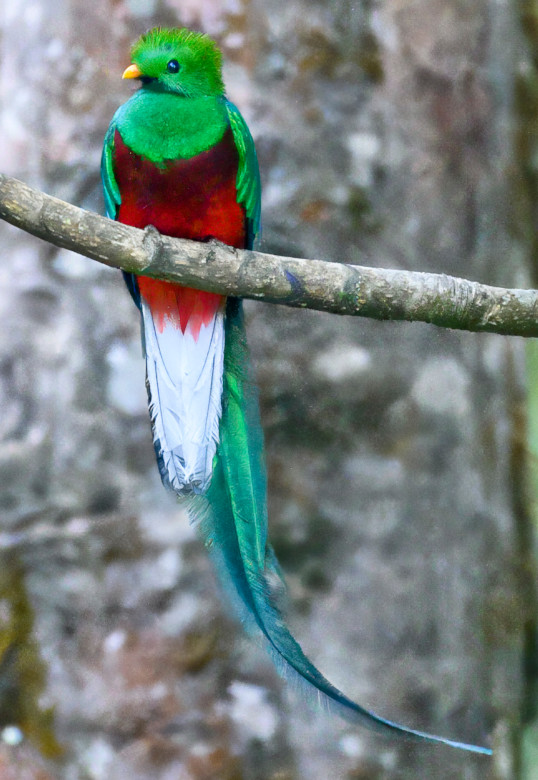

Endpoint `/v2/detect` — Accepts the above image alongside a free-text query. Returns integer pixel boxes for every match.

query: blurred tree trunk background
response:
[0,0,536,778]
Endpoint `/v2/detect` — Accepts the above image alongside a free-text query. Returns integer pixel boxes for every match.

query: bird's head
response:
[123,27,224,98]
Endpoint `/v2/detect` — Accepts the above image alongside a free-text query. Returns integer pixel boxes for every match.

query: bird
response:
[101,26,491,756]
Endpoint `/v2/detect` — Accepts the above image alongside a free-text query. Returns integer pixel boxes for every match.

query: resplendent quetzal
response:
[101,27,491,756]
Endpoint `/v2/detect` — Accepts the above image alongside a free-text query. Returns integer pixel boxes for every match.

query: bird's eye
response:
[166,59,180,73]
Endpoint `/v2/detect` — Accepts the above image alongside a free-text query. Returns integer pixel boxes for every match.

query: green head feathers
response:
[126,27,224,97]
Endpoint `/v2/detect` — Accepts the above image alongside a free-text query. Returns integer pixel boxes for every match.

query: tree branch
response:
[1,172,537,337]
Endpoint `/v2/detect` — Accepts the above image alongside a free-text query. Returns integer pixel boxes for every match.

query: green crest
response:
[130,27,224,97]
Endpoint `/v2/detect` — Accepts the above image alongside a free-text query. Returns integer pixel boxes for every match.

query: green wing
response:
[101,120,142,304]
[101,122,121,221]
[225,100,261,249]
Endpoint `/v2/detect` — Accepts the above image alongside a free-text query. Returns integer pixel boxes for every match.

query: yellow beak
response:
[122,64,143,80]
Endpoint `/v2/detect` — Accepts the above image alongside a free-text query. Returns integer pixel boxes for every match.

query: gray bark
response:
[0,1,534,779]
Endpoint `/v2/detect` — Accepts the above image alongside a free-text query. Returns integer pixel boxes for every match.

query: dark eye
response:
[166,59,180,73]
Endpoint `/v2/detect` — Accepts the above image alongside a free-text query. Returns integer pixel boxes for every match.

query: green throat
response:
[115,89,229,164]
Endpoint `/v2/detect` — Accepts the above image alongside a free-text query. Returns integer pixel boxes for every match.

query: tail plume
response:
[189,298,492,757]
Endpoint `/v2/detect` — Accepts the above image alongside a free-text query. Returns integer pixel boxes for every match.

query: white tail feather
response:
[141,298,225,495]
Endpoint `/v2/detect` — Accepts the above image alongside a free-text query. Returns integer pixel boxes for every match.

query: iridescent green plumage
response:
[131,27,224,96]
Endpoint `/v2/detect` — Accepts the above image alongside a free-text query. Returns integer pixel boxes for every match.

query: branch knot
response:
[142,225,165,276]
